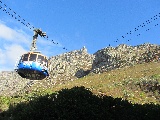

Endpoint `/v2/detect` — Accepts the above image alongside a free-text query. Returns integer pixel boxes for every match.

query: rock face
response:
[0,43,160,96]
[91,43,160,73]
[0,71,31,96]
[48,46,94,81]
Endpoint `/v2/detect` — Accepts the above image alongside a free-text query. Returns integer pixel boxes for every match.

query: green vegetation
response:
[0,62,160,119]
[0,86,160,120]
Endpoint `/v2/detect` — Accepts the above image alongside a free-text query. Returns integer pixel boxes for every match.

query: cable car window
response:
[45,58,48,63]
[45,58,48,67]
[37,55,44,64]
[22,54,29,61]
[29,54,37,61]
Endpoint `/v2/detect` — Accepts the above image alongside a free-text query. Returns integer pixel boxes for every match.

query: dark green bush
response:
[0,86,160,120]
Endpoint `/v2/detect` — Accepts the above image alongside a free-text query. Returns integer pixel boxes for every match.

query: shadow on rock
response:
[0,86,160,120]
[75,69,90,78]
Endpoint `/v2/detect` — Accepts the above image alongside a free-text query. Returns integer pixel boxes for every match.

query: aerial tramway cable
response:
[0,0,160,48]
[114,13,160,45]
[0,0,68,50]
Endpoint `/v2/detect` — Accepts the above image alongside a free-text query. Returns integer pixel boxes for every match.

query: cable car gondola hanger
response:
[16,29,49,80]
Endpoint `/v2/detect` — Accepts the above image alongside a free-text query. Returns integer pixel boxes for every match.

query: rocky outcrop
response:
[48,46,94,81]
[48,43,160,77]
[91,43,160,73]
[0,71,31,96]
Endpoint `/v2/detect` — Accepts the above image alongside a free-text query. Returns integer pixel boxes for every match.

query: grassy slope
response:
[0,62,160,112]
[32,61,160,104]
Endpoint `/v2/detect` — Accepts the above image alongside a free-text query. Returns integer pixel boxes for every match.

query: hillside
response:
[0,62,160,120]
[20,61,160,104]
[0,43,160,119]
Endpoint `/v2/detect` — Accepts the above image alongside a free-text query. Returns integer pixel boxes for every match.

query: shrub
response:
[0,86,160,120]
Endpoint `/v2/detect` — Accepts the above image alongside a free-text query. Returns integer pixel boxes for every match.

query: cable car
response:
[16,29,49,80]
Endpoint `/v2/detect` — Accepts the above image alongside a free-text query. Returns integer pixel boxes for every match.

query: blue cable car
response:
[16,29,49,80]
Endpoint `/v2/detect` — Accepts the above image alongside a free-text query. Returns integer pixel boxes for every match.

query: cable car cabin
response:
[16,52,49,80]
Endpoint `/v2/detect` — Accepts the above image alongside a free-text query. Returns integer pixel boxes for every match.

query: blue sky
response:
[0,0,160,71]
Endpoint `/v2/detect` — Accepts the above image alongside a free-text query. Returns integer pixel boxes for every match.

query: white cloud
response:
[5,44,27,62]
[0,23,30,44]
[0,22,31,71]
[0,44,27,71]
[0,49,5,65]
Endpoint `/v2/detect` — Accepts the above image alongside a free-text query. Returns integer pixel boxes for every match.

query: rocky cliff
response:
[0,71,30,96]
[48,46,94,81]
[91,43,160,73]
